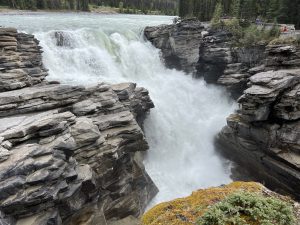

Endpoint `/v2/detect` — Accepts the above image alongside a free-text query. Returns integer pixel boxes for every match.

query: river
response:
[0,12,236,207]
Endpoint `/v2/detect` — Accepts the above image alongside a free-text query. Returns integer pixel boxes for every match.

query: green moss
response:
[142,182,263,225]
[197,191,296,225]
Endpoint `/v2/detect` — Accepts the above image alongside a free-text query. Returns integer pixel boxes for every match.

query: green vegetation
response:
[197,191,296,225]
[269,37,300,46]
[0,0,89,11]
[0,0,177,15]
[212,18,280,47]
[210,3,280,47]
[179,0,300,29]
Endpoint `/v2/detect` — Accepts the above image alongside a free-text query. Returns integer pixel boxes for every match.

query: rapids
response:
[0,13,236,207]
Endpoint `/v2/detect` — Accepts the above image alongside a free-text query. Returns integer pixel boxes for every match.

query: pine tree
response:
[240,0,256,20]
[277,0,288,22]
[266,0,280,21]
[211,1,223,24]
[230,0,240,18]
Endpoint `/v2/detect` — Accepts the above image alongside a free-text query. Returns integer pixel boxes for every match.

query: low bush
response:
[197,191,296,225]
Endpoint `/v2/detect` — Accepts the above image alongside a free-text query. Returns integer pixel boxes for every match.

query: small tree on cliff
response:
[211,2,223,26]
[230,0,240,18]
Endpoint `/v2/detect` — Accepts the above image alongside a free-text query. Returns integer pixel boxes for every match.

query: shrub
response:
[269,37,300,46]
[211,2,223,26]
[212,19,280,47]
[197,191,296,225]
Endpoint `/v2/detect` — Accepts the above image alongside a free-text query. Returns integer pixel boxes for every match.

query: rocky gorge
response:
[144,18,300,203]
[1,15,300,225]
[0,27,157,225]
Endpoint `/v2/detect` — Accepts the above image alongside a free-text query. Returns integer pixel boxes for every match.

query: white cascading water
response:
[0,13,236,207]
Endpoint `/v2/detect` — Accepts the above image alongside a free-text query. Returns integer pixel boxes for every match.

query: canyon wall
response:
[0,27,157,225]
[144,19,300,199]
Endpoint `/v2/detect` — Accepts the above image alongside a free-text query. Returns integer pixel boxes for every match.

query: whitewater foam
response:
[0,13,236,207]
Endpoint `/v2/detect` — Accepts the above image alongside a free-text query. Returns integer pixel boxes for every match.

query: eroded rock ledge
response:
[144,19,300,200]
[0,27,157,225]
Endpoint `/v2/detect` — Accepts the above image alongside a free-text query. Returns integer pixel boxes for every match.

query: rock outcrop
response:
[216,43,300,201]
[142,182,300,225]
[218,68,300,199]
[144,18,205,74]
[0,27,157,225]
[144,19,300,202]
[144,20,266,98]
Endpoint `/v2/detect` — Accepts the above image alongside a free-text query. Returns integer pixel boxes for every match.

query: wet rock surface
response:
[0,28,157,225]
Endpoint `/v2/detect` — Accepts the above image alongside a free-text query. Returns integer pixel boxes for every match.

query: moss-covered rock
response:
[142,182,300,225]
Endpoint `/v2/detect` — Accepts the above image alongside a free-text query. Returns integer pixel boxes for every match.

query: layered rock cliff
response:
[0,28,156,225]
[218,54,300,199]
[144,19,300,200]
[144,18,205,74]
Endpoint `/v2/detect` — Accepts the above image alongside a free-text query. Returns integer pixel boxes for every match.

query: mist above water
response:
[0,13,236,207]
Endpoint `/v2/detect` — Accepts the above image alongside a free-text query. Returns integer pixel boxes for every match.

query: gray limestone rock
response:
[0,27,156,225]
[144,18,204,74]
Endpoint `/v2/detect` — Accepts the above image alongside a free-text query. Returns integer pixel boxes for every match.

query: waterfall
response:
[0,13,236,207]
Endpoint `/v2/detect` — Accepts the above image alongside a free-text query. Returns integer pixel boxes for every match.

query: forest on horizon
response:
[179,0,300,28]
[0,0,299,28]
[0,0,178,14]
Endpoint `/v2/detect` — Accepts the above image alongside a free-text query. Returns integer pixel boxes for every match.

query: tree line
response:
[0,0,89,10]
[99,0,177,14]
[0,0,177,14]
[179,0,300,28]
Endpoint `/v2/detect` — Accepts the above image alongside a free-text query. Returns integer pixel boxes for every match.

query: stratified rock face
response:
[144,19,300,202]
[144,18,205,74]
[0,28,48,92]
[0,28,157,225]
[218,69,300,199]
[265,45,300,70]
[144,22,266,98]
[197,30,233,83]
[196,28,266,98]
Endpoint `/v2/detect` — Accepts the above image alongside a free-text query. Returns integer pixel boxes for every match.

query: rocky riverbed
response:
[0,27,157,225]
[144,18,300,201]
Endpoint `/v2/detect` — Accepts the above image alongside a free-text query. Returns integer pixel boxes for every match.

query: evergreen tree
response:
[266,0,279,20]
[230,0,240,18]
[211,1,223,24]
[277,0,289,22]
[240,0,256,20]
